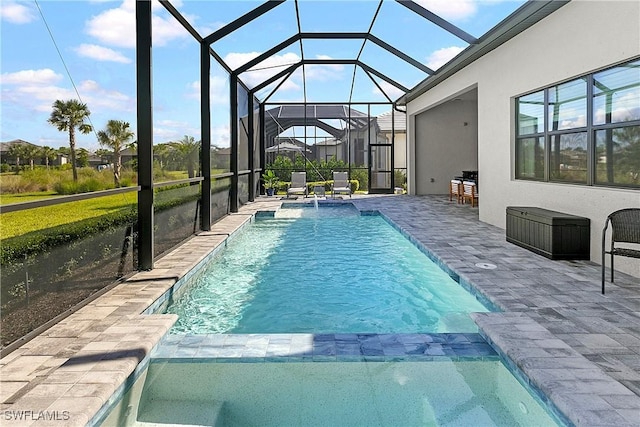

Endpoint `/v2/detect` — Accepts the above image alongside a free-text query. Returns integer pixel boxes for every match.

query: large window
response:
[516,58,640,188]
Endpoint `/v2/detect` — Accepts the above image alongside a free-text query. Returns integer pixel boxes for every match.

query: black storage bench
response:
[506,207,590,260]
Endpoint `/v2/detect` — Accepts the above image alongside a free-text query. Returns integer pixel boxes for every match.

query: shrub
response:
[1,208,138,266]
[53,181,78,195]
[394,169,407,189]
[0,174,41,193]
[79,178,107,193]
[350,169,368,192]
[0,164,10,173]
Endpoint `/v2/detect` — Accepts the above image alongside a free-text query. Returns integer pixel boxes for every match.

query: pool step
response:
[135,399,224,427]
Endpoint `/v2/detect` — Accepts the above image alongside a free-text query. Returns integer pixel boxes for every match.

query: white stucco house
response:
[402,0,640,277]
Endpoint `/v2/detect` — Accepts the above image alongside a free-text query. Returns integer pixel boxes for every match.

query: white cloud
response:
[372,82,406,101]
[77,80,132,111]
[186,76,229,104]
[75,44,132,64]
[225,52,301,91]
[198,21,226,37]
[0,69,62,86]
[224,52,346,93]
[414,0,477,21]
[426,46,465,70]
[0,1,36,24]
[1,69,132,114]
[594,92,640,124]
[153,118,200,143]
[85,0,187,48]
[212,124,230,147]
[305,55,345,82]
[210,76,228,104]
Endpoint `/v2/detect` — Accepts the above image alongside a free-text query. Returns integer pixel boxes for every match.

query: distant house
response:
[376,110,407,170]
[88,153,106,169]
[212,147,231,170]
[1,139,72,167]
[313,138,343,163]
[0,139,68,167]
[120,148,137,166]
[0,139,40,165]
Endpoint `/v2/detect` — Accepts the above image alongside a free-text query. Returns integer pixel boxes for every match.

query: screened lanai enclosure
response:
[261,104,405,193]
[0,0,505,354]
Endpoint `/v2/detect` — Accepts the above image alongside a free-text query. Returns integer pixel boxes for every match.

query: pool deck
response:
[1,194,639,426]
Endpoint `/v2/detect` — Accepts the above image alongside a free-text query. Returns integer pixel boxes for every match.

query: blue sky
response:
[1,0,525,150]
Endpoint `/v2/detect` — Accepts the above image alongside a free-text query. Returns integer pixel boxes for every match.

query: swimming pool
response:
[100,359,562,427]
[95,205,567,427]
[164,205,490,334]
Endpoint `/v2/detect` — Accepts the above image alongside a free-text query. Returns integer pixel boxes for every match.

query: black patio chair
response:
[602,208,640,294]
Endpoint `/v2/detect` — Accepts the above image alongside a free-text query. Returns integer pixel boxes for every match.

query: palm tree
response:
[76,148,90,168]
[154,143,171,170]
[170,135,200,178]
[22,144,41,170]
[47,99,93,182]
[7,143,27,172]
[40,146,57,170]
[95,148,112,163]
[97,120,135,186]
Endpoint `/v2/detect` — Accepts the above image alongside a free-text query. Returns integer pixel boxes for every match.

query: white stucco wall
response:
[414,91,478,194]
[407,0,640,276]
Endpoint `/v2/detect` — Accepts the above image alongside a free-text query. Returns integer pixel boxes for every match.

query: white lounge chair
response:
[287,172,308,198]
[331,171,351,198]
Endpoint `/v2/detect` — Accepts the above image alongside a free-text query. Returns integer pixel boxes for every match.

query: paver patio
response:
[1,195,638,426]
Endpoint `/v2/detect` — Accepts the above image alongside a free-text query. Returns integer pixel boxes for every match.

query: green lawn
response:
[0,191,61,205]
[1,192,137,239]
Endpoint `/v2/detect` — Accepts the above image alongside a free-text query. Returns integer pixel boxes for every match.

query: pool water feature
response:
[164,205,490,334]
[100,360,561,427]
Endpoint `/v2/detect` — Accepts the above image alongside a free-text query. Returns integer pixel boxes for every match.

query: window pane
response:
[211,63,231,174]
[549,132,588,183]
[548,79,587,131]
[517,91,545,135]
[237,85,249,171]
[593,60,640,125]
[516,137,545,179]
[595,126,640,186]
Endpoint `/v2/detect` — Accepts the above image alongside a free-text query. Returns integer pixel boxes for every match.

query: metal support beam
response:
[362,68,394,103]
[263,67,298,103]
[358,61,409,93]
[136,0,154,270]
[252,59,408,99]
[299,32,368,39]
[231,33,429,101]
[204,0,286,44]
[235,34,300,75]
[200,42,211,230]
[252,63,300,93]
[248,95,255,201]
[230,74,239,213]
[259,103,266,194]
[391,106,396,189]
[158,0,234,76]
[396,0,478,44]
[367,35,434,74]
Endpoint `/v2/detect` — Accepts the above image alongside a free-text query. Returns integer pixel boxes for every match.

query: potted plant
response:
[262,169,279,196]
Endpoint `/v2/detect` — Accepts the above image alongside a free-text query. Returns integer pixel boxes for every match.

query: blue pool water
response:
[101,360,561,427]
[98,206,565,427]
[166,205,490,334]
